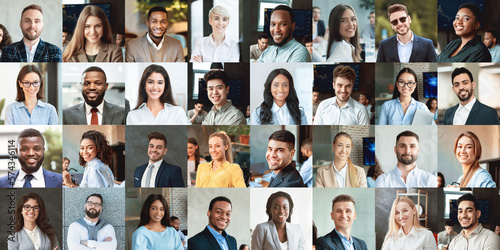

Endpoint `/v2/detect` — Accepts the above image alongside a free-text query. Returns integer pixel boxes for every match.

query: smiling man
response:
[133,132,184,187]
[316,194,368,250]
[266,130,305,187]
[63,66,125,125]
[256,5,311,63]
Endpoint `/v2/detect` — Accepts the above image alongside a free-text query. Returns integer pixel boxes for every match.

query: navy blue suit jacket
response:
[268,163,305,187]
[134,160,185,187]
[1,39,62,62]
[317,20,326,37]
[376,34,437,62]
[0,169,62,188]
[316,229,368,250]
[443,100,500,125]
[188,227,237,250]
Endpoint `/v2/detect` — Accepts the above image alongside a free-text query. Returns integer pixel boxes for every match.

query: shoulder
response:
[132,226,149,236]
[380,35,397,45]
[165,35,182,45]
[476,101,496,112]
[162,161,182,170]
[414,35,433,44]
[353,164,365,173]
[415,101,429,110]
[105,101,125,112]
[43,169,62,178]
[64,103,81,112]
[106,43,122,52]
[128,35,146,47]
[353,235,368,247]
[318,97,334,109]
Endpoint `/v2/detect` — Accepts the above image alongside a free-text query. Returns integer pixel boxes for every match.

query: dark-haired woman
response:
[132,194,183,250]
[250,68,307,125]
[0,24,13,57]
[325,4,362,62]
[187,137,207,187]
[425,97,438,124]
[79,130,115,188]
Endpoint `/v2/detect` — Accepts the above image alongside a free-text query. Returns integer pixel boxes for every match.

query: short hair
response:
[86,193,103,204]
[451,67,473,83]
[312,6,320,11]
[333,65,357,83]
[303,34,312,44]
[360,92,371,102]
[301,138,312,151]
[170,216,179,221]
[332,194,356,210]
[370,11,375,15]
[458,3,482,24]
[21,4,43,18]
[266,191,294,222]
[210,62,224,70]
[271,5,295,23]
[148,132,167,148]
[396,130,419,144]
[258,33,269,40]
[148,6,168,20]
[457,193,479,211]
[269,130,295,150]
[204,70,230,87]
[194,99,204,105]
[82,66,107,83]
[387,4,408,19]
[445,219,455,227]
[209,196,232,211]
[209,5,230,20]
[486,29,499,41]
[17,128,45,148]
[16,65,45,102]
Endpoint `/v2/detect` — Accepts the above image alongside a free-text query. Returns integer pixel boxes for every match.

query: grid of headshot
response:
[1,0,500,250]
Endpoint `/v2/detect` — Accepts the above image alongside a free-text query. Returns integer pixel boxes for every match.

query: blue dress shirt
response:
[256,38,311,63]
[132,226,183,250]
[207,225,230,250]
[457,168,497,188]
[378,98,432,125]
[336,229,355,250]
[80,158,115,188]
[5,100,58,125]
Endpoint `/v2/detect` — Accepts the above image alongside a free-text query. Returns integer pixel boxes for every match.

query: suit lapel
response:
[465,100,480,124]
[16,41,28,62]
[141,34,152,61]
[447,104,459,125]
[155,161,166,187]
[204,227,223,250]
[33,39,45,62]
[408,35,418,62]
[270,221,283,250]
[95,43,108,62]
[102,101,114,125]
[331,230,344,249]
[43,169,52,188]
[75,103,88,124]
[390,36,400,62]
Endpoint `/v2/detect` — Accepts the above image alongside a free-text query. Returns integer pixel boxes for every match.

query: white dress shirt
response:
[85,101,104,125]
[14,167,45,188]
[126,103,189,125]
[24,226,41,250]
[250,102,308,125]
[382,227,436,250]
[326,40,354,63]
[24,38,40,63]
[141,160,163,187]
[190,34,240,62]
[333,162,348,187]
[67,218,117,250]
[146,32,166,50]
[397,32,414,63]
[453,97,476,125]
[314,96,369,125]
[375,165,436,188]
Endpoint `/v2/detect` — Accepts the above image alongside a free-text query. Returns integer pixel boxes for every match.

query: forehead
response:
[211,13,228,19]
[268,139,291,150]
[334,135,351,144]
[396,201,412,209]
[207,79,225,87]
[458,200,475,209]
[151,199,164,207]
[272,74,288,82]
[334,76,353,85]
[389,10,407,20]
[24,198,39,206]
[453,73,471,83]
[271,196,289,205]
[457,136,473,145]
[22,9,43,19]
[397,136,418,145]
[85,16,102,24]
[149,138,165,146]
[81,138,96,146]
[87,196,102,203]
[398,72,416,81]
[333,201,355,210]
[19,136,44,146]
[22,72,40,81]
[213,201,231,211]
[457,8,476,18]
[83,71,106,81]
[209,136,224,144]
[149,11,167,20]
[271,10,292,22]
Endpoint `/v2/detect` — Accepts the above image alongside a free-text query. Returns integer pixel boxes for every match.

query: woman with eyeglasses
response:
[5,65,58,125]
[9,193,59,250]
[79,130,115,188]
[378,68,433,125]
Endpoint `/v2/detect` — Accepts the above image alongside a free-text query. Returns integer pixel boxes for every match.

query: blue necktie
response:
[23,174,34,188]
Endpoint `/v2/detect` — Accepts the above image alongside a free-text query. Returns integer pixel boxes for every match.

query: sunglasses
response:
[390,16,408,26]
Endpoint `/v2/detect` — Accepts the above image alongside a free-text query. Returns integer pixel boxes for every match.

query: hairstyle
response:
[209,131,233,163]
[333,132,362,187]
[454,131,482,187]
[135,64,175,110]
[170,216,179,221]
[313,6,320,11]
[209,5,230,20]
[370,11,375,15]
[360,92,371,102]
[301,138,313,151]
[194,99,204,105]
[258,33,269,40]
[437,172,446,188]
[79,130,112,166]
[86,193,103,204]
[62,5,114,62]
[333,65,357,84]
[210,63,224,70]
[209,196,232,211]
[383,197,425,244]
[188,137,202,171]
[21,4,43,18]
[396,130,419,144]
[331,194,356,211]
[0,24,13,50]
[148,6,168,20]
[17,128,44,148]
[16,65,45,102]
[425,97,437,110]
[486,29,499,45]
[81,66,107,83]
[63,157,70,164]
[266,191,294,222]
[258,68,301,124]
[269,130,295,150]
[445,219,455,227]
[387,4,408,19]
[451,67,473,83]
[367,160,384,180]
[15,193,57,248]
[392,68,419,100]
[457,193,479,211]
[458,3,482,24]
[137,194,170,228]
[326,4,362,62]
[204,70,229,87]
[148,132,167,148]
[303,34,312,44]
[271,5,295,23]
[239,245,249,250]
[116,32,125,46]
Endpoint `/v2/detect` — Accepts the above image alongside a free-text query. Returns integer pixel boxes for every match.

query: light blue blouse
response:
[80,158,115,188]
[5,100,58,125]
[132,226,183,250]
[378,97,432,125]
[250,103,307,125]
[457,168,497,188]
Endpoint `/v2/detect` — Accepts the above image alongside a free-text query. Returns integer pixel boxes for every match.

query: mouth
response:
[86,92,99,99]
[26,158,37,164]
[211,95,221,102]
[273,33,283,39]
[275,93,286,98]
[460,217,470,224]
[152,28,164,36]
[399,217,408,224]
[455,26,464,31]
[149,90,160,95]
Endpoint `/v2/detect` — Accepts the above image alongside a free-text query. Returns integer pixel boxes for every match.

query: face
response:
[209,136,227,162]
[147,11,168,39]
[187,143,197,157]
[62,160,69,170]
[430,100,437,109]
[82,71,108,107]
[115,33,123,46]
[145,72,165,101]
[333,77,353,103]
[258,38,269,51]
[394,136,419,165]
[246,105,250,116]
[171,219,180,231]
[312,91,319,103]
[22,198,39,224]
[495,226,500,235]
[149,200,165,224]
[207,79,229,109]
[333,135,352,162]
[396,72,416,98]
[270,197,289,224]
[208,201,231,233]
[445,225,454,234]
[270,10,295,46]
[19,72,40,99]
[389,10,411,36]
[80,138,98,162]
[339,9,357,41]
[305,42,313,54]
[84,16,104,44]
[483,32,495,48]
[0,28,3,44]
[266,139,295,172]
[437,176,443,187]
[369,13,375,26]
[455,136,476,166]
[457,200,480,230]
[313,8,320,22]
[358,94,368,105]
[453,8,479,38]
[62,32,68,44]
[270,74,290,104]
[17,136,44,174]
[20,9,44,41]
[452,73,475,102]
[331,201,356,232]
[209,14,229,34]
[243,246,249,250]
[395,201,416,228]
[148,138,167,163]
[195,103,203,110]
[85,196,102,219]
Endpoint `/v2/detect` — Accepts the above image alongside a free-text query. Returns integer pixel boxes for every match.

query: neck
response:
[212,32,225,43]
[85,216,98,223]
[334,159,347,170]
[188,155,196,161]
[336,98,348,108]
[215,100,228,109]
[209,224,223,234]
[275,100,286,107]
[402,224,413,235]
[461,33,476,44]
[213,159,226,167]
[150,159,162,164]
[273,220,286,229]
[24,98,38,107]
[23,37,39,50]
[397,31,412,44]
[147,99,164,109]
[463,223,479,238]
[462,164,475,174]
[148,33,162,46]
[85,41,101,54]
[399,95,412,104]
[397,162,416,174]
[336,228,351,240]
[459,96,474,107]
[146,221,163,229]
[24,221,36,231]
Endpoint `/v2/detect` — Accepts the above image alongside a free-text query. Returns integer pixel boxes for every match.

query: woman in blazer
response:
[315,132,367,187]
[251,191,305,250]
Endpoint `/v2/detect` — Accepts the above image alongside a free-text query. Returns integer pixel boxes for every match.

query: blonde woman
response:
[315,132,367,187]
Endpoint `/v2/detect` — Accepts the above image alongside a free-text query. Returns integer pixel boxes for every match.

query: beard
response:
[19,155,44,174]
[274,31,293,47]
[83,92,105,107]
[85,208,100,219]
[397,153,417,165]
[457,89,473,102]
[22,29,41,41]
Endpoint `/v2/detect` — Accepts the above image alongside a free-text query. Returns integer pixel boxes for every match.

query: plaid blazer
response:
[0,39,62,62]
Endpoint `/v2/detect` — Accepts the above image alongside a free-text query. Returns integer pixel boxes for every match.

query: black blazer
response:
[188,227,237,250]
[376,34,437,62]
[134,160,185,187]
[317,20,326,37]
[443,100,500,125]
[316,229,368,250]
[268,163,305,187]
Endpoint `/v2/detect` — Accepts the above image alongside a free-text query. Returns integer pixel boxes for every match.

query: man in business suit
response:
[376,4,437,62]
[266,130,305,187]
[63,66,125,125]
[125,6,185,62]
[443,67,500,125]
[312,7,326,43]
[188,196,237,250]
[316,195,368,250]
[134,132,185,187]
[0,128,62,188]
[1,4,62,62]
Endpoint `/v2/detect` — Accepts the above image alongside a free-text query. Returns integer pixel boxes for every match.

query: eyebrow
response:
[208,84,224,88]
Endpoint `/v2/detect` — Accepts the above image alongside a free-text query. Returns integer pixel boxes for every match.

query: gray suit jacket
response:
[8,229,58,250]
[67,43,123,62]
[63,101,125,125]
[125,33,185,62]
[251,221,305,250]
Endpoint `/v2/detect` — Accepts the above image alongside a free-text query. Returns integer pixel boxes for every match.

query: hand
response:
[53,246,58,250]
[104,237,112,242]
[80,240,88,246]
[192,55,203,62]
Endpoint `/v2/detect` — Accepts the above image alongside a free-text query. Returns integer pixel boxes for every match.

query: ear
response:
[394,146,397,155]
[226,85,230,93]
[408,15,412,24]
[207,210,211,218]
[474,21,480,30]
[331,212,334,220]
[291,22,296,31]
[104,82,109,91]
[163,148,168,156]
[472,80,476,90]
[353,211,357,220]
[290,148,296,158]
[476,209,481,219]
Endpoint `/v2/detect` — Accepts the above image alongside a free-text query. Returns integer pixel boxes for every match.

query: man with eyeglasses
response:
[376,4,437,62]
[443,67,500,125]
[67,193,117,250]
[63,66,125,125]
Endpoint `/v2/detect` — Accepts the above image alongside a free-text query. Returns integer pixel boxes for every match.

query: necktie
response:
[144,164,154,187]
[91,108,98,125]
[23,174,34,188]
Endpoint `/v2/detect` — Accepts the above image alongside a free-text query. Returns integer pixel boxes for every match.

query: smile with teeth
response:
[211,96,221,101]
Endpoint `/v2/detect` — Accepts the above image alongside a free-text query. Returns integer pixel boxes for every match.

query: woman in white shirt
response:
[190,5,240,62]
[326,4,362,62]
[250,68,307,125]
[382,197,436,250]
[127,64,189,125]
[187,137,207,187]
[79,130,115,188]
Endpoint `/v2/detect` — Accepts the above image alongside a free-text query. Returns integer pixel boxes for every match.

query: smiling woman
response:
[78,130,115,188]
[326,4,362,63]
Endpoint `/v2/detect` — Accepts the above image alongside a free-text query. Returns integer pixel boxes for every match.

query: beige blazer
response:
[251,221,305,250]
[125,33,185,62]
[68,43,123,62]
[315,162,367,187]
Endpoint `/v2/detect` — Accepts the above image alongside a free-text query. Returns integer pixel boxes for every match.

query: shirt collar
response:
[459,97,476,111]
[333,96,354,108]
[207,225,228,239]
[278,38,296,49]
[271,102,288,113]
[335,228,353,243]
[209,33,231,46]
[397,226,418,238]
[18,166,44,182]
[24,38,40,52]
[149,159,163,168]
[85,101,105,115]
[396,31,414,46]
[16,100,46,109]
[83,217,98,226]
[146,32,165,50]
[23,225,39,234]
[212,100,233,113]
[461,223,483,237]
[395,164,418,176]
[333,162,348,175]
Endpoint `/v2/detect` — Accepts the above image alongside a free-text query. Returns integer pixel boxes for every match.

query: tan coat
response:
[125,34,185,62]
[315,162,367,187]
[68,42,123,62]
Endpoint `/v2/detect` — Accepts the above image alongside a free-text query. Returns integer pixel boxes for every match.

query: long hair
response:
[79,130,112,166]
[16,64,45,101]
[326,4,362,62]
[0,24,13,50]
[135,64,175,110]
[188,137,201,171]
[454,131,482,187]
[383,197,425,245]
[137,194,170,229]
[209,131,233,163]
[425,97,437,110]
[63,5,114,62]
[258,68,301,125]
[265,191,294,223]
[392,68,419,100]
[367,158,384,180]
[15,193,57,248]
[333,132,360,187]
[437,172,446,188]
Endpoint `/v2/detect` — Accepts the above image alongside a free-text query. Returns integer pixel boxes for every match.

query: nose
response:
[461,147,467,154]
[275,25,281,33]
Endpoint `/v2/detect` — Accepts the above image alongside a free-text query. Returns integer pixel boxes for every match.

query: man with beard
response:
[314,65,369,125]
[171,216,187,249]
[67,193,117,250]
[0,128,62,188]
[188,196,237,250]
[443,67,499,125]
[448,193,500,250]
[1,4,62,62]
[63,66,126,125]
[266,130,305,187]
[125,6,185,62]
[375,130,436,187]
[250,33,269,62]
[376,4,437,62]
[483,30,500,62]
[256,5,311,63]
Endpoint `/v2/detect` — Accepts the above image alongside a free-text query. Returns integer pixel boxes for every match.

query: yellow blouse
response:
[195,161,246,188]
